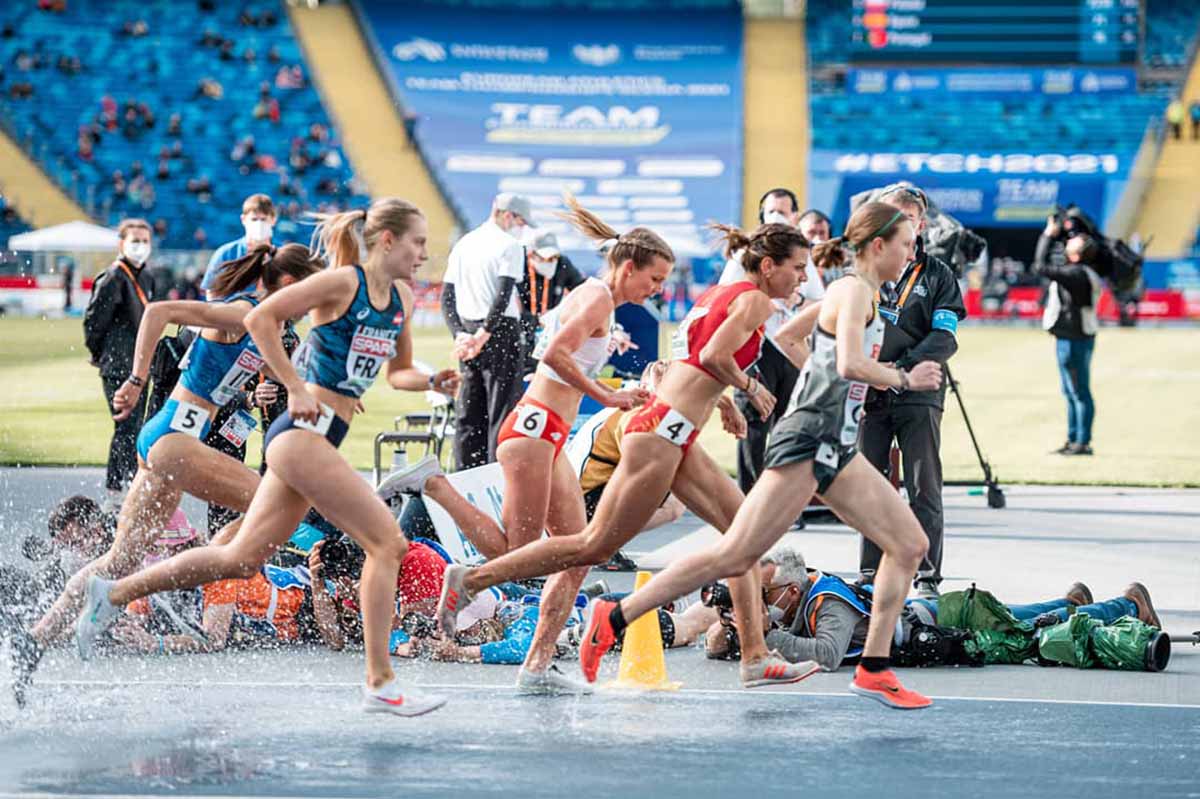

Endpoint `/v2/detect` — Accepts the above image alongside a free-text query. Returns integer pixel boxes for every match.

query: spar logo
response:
[485,103,669,147]
[350,326,396,358]
[573,44,621,67]
[391,38,446,62]
[235,350,265,371]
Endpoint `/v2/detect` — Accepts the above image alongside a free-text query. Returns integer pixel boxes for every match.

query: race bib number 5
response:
[513,403,548,439]
[654,407,695,447]
[168,400,208,439]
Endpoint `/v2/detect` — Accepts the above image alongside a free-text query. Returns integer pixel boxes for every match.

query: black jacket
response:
[869,241,967,410]
[1033,234,1102,341]
[83,258,156,378]
[517,253,587,321]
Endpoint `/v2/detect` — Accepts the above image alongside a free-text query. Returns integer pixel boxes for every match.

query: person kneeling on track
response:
[708,546,1169,673]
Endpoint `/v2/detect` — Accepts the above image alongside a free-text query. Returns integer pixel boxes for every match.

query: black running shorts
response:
[763,411,857,494]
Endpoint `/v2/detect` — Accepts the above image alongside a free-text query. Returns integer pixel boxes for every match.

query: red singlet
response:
[670,281,764,378]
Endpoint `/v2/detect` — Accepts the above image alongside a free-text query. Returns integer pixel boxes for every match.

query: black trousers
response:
[101,372,147,491]
[454,316,524,469]
[733,339,799,493]
[858,401,945,585]
[203,402,248,535]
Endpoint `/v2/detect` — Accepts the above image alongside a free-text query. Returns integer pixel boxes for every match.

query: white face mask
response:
[767,587,794,625]
[762,210,792,227]
[245,219,273,242]
[532,257,558,278]
[125,242,151,265]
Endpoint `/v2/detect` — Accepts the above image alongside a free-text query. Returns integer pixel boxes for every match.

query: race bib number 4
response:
[168,400,208,439]
[654,407,695,447]
[513,403,549,439]
[218,408,258,447]
[293,402,335,436]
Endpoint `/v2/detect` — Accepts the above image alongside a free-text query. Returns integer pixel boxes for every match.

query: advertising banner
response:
[846,67,1138,96]
[358,0,743,264]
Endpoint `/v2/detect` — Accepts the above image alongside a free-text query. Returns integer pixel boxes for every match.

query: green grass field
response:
[1,317,1197,486]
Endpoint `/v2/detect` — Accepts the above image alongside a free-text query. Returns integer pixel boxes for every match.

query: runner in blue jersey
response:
[11,245,321,706]
[78,199,460,717]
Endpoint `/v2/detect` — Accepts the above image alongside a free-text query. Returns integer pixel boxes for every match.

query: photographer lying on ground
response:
[704,546,1168,672]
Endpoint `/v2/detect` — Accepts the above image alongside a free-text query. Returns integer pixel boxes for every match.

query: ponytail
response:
[557,192,674,270]
[310,199,423,268]
[812,236,849,272]
[710,222,809,274]
[210,244,275,298]
[708,222,752,260]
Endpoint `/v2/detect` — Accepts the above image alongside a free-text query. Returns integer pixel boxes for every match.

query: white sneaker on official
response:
[435,564,474,636]
[516,664,594,696]
[375,455,443,503]
[76,575,120,661]
[362,677,447,717]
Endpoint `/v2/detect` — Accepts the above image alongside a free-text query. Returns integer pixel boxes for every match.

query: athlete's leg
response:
[666,444,764,665]
[421,476,507,559]
[496,437,555,550]
[461,434,682,594]
[521,455,590,673]
[819,454,927,660]
[616,461,818,656]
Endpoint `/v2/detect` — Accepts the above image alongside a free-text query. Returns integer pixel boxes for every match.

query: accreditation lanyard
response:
[527,263,551,316]
[876,262,924,312]
[116,260,150,308]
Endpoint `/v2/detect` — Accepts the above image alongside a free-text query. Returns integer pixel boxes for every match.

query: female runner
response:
[437,221,816,688]
[76,198,460,716]
[11,244,320,704]
[579,202,944,709]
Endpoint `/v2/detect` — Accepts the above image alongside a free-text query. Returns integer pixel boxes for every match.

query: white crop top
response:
[533,278,616,386]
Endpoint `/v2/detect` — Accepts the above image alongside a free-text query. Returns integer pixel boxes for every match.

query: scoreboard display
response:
[851,0,1142,65]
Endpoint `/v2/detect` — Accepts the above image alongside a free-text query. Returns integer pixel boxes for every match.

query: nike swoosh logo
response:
[885,684,900,693]
[374,695,405,706]
[588,621,604,648]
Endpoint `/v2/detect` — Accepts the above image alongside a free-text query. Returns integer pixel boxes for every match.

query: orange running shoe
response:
[849,665,932,710]
[579,599,619,683]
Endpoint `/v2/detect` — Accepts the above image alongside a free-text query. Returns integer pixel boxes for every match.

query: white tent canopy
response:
[8,220,120,253]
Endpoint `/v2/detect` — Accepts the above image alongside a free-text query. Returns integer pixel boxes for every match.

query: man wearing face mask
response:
[84,218,158,502]
[442,192,532,468]
[858,184,967,599]
[797,209,833,300]
[516,229,586,373]
[718,188,809,497]
[200,193,276,300]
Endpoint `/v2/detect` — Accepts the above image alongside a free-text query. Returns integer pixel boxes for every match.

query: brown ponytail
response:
[310,198,423,268]
[709,222,809,274]
[210,243,324,298]
[557,193,674,271]
[812,201,908,272]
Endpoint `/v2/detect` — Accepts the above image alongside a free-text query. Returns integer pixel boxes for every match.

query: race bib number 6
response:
[514,403,548,439]
[168,400,208,439]
[654,407,695,447]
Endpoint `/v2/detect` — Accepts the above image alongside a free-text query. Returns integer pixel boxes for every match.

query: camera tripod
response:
[945,365,1006,509]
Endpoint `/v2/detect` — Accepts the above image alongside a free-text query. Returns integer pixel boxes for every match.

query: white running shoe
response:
[76,576,120,661]
[362,677,447,717]
[516,664,594,696]
[375,455,443,503]
[435,564,474,636]
[740,651,820,689]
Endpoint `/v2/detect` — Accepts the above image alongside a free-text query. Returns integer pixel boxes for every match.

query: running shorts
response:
[763,410,857,494]
[137,398,213,461]
[497,397,570,459]
[623,396,700,455]
[263,407,350,455]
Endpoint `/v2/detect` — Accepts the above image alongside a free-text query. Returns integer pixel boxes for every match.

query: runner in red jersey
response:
[437,222,817,690]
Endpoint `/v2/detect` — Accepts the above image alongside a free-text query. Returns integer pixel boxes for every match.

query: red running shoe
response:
[579,599,619,683]
[849,665,932,710]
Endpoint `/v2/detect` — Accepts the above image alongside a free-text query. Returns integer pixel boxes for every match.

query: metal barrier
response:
[371,391,456,485]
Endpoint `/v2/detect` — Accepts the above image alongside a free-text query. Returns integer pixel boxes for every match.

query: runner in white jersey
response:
[580,202,945,710]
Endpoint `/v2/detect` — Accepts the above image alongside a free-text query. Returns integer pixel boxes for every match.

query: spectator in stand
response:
[83,218,157,505]
[167,113,181,136]
[195,77,223,100]
[193,227,207,249]
[1166,99,1185,140]
[267,44,281,64]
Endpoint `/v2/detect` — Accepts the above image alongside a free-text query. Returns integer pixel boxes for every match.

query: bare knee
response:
[890,531,928,569]
[364,532,407,565]
[575,533,613,567]
[718,542,760,578]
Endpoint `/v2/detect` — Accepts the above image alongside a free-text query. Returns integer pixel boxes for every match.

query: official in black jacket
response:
[82,219,157,495]
[516,230,586,372]
[858,188,967,596]
[1033,218,1103,456]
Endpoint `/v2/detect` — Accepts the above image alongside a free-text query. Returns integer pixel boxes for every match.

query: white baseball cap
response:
[523,229,561,259]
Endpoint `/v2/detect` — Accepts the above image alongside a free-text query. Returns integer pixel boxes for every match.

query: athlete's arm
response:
[773,301,822,369]
[309,542,345,651]
[698,290,776,417]
[833,281,942,392]
[387,281,459,395]
[539,284,646,408]
[245,268,354,420]
[198,602,236,651]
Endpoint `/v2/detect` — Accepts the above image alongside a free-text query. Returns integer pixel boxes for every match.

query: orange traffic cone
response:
[609,571,681,691]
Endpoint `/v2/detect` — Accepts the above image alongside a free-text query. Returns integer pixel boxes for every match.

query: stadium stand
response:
[0,192,31,243]
[0,0,367,249]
